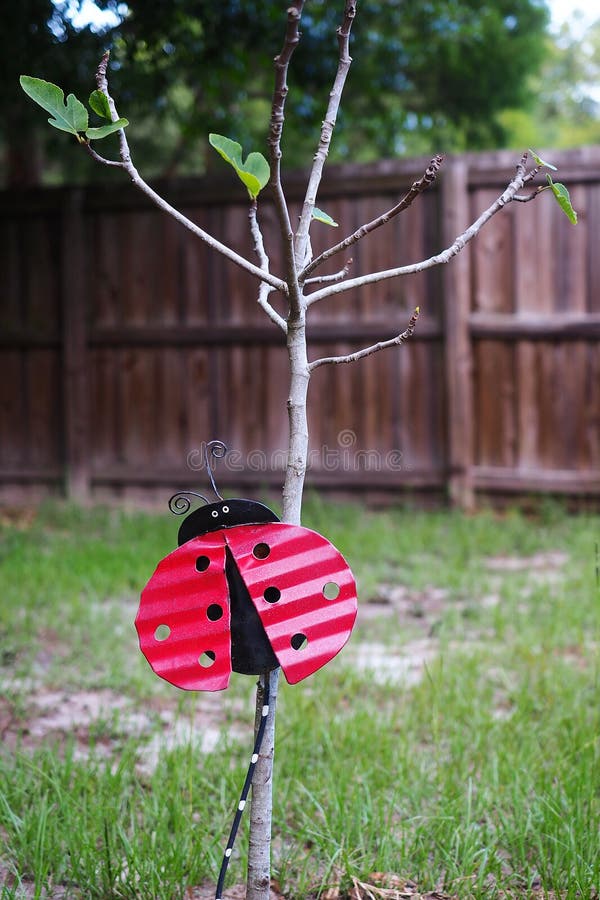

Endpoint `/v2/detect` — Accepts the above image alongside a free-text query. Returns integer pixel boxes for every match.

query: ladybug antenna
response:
[205,440,227,501]
[168,491,210,515]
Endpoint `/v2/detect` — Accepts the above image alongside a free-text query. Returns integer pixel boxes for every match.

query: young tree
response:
[20,3,576,898]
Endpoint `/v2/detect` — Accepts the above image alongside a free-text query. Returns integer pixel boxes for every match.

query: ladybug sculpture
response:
[135,441,358,900]
[136,442,358,692]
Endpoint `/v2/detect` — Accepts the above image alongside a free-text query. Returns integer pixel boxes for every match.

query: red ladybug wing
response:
[225,523,357,684]
[135,534,232,691]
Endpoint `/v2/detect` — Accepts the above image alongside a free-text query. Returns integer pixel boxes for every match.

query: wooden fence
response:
[1,147,599,507]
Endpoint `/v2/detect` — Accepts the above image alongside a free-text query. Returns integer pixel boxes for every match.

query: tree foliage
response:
[108,0,551,167]
[5,0,551,184]
[501,15,600,149]
[1,1,115,183]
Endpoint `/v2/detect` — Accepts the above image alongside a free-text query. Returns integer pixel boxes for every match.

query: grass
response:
[0,498,599,898]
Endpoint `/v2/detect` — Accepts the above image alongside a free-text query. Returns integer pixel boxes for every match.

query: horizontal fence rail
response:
[1,147,599,507]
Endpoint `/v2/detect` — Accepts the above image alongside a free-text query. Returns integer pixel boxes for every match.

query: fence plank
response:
[442,159,475,509]
[61,191,90,501]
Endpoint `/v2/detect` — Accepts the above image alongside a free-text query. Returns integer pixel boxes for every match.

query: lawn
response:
[0,499,599,899]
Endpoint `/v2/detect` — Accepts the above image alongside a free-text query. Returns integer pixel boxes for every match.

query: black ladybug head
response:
[177,497,279,546]
[170,440,280,545]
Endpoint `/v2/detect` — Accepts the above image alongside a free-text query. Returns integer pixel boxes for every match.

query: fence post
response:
[441,158,475,510]
[61,189,90,502]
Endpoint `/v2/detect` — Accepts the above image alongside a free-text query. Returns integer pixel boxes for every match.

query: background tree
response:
[5,0,551,185]
[1,0,114,184]
[501,13,600,149]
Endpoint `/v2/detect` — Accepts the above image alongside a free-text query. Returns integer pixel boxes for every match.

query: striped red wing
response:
[225,523,358,684]
[136,534,232,691]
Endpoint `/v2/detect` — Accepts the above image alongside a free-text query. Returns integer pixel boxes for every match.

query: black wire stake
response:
[214,673,272,900]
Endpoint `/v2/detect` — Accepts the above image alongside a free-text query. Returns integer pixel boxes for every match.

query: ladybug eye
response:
[211,510,219,518]
[222,505,229,513]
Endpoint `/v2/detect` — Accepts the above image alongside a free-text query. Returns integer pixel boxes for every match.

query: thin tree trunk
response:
[246,669,280,900]
[246,313,310,900]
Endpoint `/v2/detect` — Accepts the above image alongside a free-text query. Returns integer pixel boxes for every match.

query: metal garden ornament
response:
[136,441,358,898]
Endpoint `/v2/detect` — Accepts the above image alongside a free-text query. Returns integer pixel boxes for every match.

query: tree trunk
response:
[246,669,280,900]
[246,312,310,899]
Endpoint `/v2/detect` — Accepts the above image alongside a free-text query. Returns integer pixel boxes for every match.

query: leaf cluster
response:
[19,76,128,142]
[529,150,578,224]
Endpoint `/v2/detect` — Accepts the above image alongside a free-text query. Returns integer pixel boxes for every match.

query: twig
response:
[513,186,546,203]
[248,203,287,332]
[268,2,305,317]
[302,154,444,287]
[83,143,124,168]
[304,258,353,286]
[306,153,535,306]
[294,1,357,270]
[93,52,287,295]
[309,307,420,371]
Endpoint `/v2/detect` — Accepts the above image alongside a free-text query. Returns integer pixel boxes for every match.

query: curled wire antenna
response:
[168,491,210,516]
[168,440,228,515]
[205,440,227,500]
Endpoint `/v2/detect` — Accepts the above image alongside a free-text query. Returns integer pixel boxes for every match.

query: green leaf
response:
[209,133,243,168]
[20,76,88,136]
[243,152,270,194]
[208,133,269,199]
[545,175,578,225]
[312,207,339,227]
[86,119,129,140]
[89,90,112,120]
[529,149,557,171]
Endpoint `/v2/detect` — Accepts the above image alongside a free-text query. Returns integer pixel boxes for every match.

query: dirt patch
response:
[0,864,71,899]
[0,507,37,531]
[365,584,450,624]
[350,638,438,686]
[0,684,245,772]
[185,883,283,899]
[484,551,569,573]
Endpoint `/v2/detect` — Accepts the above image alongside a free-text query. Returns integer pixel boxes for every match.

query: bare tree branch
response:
[248,203,287,332]
[83,143,125,168]
[302,154,444,287]
[294,1,357,270]
[513,186,545,203]
[304,257,353,286]
[308,306,420,370]
[306,153,538,306]
[93,52,287,295]
[268,2,305,318]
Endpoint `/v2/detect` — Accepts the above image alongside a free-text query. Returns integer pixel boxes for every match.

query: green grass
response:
[0,499,599,898]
